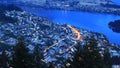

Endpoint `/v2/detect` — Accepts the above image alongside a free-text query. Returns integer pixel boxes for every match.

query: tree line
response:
[0,37,112,68]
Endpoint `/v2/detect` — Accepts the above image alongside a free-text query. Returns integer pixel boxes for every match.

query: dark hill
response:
[108,20,120,33]
[0,4,22,23]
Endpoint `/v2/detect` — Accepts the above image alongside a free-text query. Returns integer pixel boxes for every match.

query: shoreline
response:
[1,1,120,16]
[41,4,120,16]
[20,2,120,16]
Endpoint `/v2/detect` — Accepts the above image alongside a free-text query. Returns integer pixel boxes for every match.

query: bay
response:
[20,6,120,45]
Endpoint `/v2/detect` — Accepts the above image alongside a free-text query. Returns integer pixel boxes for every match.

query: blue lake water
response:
[20,6,120,45]
[111,0,120,5]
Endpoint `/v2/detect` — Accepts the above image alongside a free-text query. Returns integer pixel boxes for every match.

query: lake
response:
[20,6,120,45]
[111,0,120,5]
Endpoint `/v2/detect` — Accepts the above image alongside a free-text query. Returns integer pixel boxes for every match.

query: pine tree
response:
[12,39,34,68]
[48,62,55,68]
[70,37,104,68]
[69,43,84,68]
[103,47,112,68]
[83,37,103,68]
[33,45,45,68]
[0,50,9,68]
